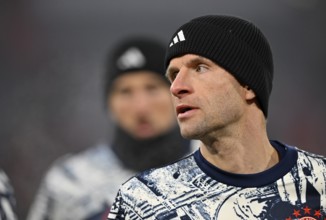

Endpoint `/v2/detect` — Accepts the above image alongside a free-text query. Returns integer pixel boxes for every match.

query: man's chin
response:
[180,130,197,140]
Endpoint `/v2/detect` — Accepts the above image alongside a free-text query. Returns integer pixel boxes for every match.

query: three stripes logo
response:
[169,30,185,47]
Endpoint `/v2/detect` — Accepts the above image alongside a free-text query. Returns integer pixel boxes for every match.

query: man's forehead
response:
[167,54,213,70]
[112,71,167,87]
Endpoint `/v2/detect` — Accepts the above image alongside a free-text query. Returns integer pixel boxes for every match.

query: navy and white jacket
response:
[108,141,326,220]
[0,169,17,220]
[27,141,198,220]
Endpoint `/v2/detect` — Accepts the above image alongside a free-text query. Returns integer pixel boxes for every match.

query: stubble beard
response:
[179,120,207,140]
[179,116,228,146]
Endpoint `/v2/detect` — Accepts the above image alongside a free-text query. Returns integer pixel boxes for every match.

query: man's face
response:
[166,54,249,140]
[109,71,176,139]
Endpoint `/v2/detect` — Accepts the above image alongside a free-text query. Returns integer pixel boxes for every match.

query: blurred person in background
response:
[0,169,18,220]
[27,36,196,220]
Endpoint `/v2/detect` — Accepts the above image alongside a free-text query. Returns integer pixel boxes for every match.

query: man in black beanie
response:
[27,36,194,220]
[108,15,326,219]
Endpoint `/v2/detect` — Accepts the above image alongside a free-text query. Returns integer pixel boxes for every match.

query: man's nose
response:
[132,92,151,112]
[170,69,191,99]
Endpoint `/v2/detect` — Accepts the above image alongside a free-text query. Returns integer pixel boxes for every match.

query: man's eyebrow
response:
[188,56,211,65]
[184,56,210,67]
[165,55,210,78]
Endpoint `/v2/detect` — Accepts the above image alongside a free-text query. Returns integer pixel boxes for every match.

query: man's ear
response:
[244,85,256,101]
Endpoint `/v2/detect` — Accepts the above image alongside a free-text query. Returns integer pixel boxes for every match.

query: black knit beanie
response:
[165,15,274,117]
[104,36,168,97]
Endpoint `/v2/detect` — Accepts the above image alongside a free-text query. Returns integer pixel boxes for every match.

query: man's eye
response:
[196,65,208,72]
[167,71,178,83]
[117,88,131,96]
[146,84,159,92]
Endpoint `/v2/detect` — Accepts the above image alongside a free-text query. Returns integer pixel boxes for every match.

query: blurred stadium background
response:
[0,0,325,218]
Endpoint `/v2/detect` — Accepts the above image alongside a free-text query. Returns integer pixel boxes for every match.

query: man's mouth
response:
[176,105,197,116]
[133,118,156,138]
[137,117,151,128]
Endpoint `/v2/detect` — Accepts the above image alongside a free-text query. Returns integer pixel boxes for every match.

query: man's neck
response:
[200,139,279,174]
[199,114,279,174]
[111,125,190,171]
